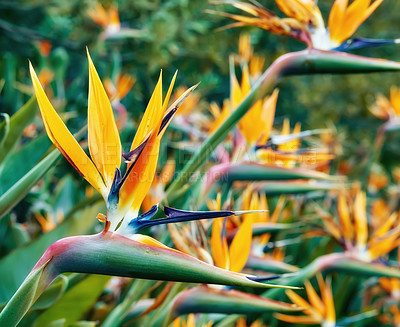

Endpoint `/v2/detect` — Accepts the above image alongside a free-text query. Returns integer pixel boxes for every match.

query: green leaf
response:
[261,254,400,302]
[214,163,340,183]
[251,222,305,236]
[0,259,52,327]
[0,148,60,218]
[0,114,10,150]
[0,200,104,304]
[31,275,69,310]
[34,275,110,327]
[0,134,52,196]
[258,181,345,195]
[171,286,301,316]
[69,321,97,327]
[0,97,38,165]
[245,256,299,274]
[44,319,66,327]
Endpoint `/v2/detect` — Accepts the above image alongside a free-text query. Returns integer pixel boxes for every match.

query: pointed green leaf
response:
[31,275,69,311]
[0,97,38,165]
[0,134,52,196]
[251,222,304,236]
[34,275,110,327]
[328,257,400,278]
[0,259,52,327]
[245,256,299,274]
[0,230,298,327]
[0,148,60,218]
[171,286,301,316]
[205,163,341,192]
[257,181,345,195]
[0,200,104,304]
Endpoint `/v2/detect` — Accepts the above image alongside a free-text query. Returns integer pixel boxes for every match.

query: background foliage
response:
[1,0,400,326]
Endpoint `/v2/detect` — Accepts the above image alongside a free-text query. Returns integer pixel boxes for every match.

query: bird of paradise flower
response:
[276,275,336,327]
[319,191,400,261]
[209,0,397,51]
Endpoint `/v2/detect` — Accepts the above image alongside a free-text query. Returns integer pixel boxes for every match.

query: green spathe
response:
[171,286,301,316]
[0,231,295,327]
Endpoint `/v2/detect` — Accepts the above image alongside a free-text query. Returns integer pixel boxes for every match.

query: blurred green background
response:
[0,1,400,326]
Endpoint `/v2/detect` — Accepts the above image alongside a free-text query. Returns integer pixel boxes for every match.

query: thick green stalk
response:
[165,49,400,203]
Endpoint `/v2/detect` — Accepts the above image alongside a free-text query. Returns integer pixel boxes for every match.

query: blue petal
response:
[128,206,235,233]
[334,38,398,52]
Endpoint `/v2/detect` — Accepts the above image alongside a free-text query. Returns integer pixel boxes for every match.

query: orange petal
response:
[275,313,320,324]
[211,218,230,270]
[354,191,368,250]
[338,193,353,242]
[229,215,253,272]
[321,277,336,323]
[305,281,325,316]
[29,62,106,197]
[87,50,122,189]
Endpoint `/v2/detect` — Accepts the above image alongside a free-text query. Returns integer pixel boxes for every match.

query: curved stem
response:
[362,122,387,189]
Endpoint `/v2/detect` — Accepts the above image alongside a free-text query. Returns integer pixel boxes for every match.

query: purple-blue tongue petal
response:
[334,37,398,52]
[128,205,234,233]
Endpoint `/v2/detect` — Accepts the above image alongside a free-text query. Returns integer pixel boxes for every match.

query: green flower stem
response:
[165,50,400,204]
[362,122,388,189]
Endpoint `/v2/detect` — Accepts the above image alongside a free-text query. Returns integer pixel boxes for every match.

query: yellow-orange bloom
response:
[88,3,120,32]
[141,160,175,213]
[214,0,384,50]
[236,317,266,327]
[237,34,265,79]
[328,0,384,46]
[321,191,400,261]
[276,275,335,326]
[172,314,213,327]
[35,211,63,233]
[379,277,400,300]
[208,100,231,134]
[370,86,400,121]
[231,64,279,144]
[104,74,136,103]
[30,51,195,233]
[256,119,334,168]
[242,185,285,246]
[209,194,253,272]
